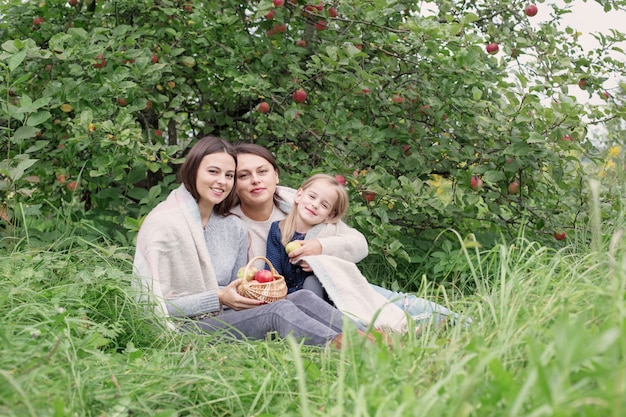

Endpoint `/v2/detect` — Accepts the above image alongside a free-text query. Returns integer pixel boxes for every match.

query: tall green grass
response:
[1,229,624,416]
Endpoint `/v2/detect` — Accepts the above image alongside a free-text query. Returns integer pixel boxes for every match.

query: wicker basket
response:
[237,256,288,303]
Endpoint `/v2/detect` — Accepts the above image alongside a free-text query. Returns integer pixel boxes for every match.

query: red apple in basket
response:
[254,269,275,283]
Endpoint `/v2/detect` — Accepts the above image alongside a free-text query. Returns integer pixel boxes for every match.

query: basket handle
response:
[241,256,278,283]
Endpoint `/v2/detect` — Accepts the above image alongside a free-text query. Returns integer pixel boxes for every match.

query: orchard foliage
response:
[1,0,625,271]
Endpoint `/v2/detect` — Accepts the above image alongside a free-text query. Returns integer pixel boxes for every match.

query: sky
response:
[558,0,626,50]
[541,0,626,102]
[545,1,626,139]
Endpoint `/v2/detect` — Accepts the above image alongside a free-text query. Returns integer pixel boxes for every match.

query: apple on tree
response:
[254,269,274,283]
[508,181,519,194]
[525,4,538,17]
[92,54,107,69]
[302,4,316,17]
[293,88,307,103]
[334,174,347,186]
[315,20,327,30]
[553,231,566,241]
[486,43,499,55]
[274,23,287,33]
[66,180,79,191]
[470,176,483,191]
[362,191,376,202]
[257,101,270,113]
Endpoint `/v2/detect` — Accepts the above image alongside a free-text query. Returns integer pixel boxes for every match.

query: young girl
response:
[265,174,348,297]
[264,173,409,332]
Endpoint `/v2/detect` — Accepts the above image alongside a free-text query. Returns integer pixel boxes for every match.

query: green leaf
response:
[8,49,26,72]
[527,132,546,143]
[148,184,162,200]
[472,86,482,100]
[483,170,505,182]
[12,126,40,142]
[26,111,51,127]
[7,157,38,181]
[507,141,531,156]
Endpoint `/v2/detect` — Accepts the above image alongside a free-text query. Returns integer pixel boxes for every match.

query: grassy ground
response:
[1,227,624,417]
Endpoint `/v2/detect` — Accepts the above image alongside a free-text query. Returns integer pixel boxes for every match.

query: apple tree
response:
[1,0,625,283]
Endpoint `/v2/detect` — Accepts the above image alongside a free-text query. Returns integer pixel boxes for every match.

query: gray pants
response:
[193,290,344,346]
[302,275,326,299]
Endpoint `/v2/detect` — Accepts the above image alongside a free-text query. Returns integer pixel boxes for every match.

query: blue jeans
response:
[370,284,471,327]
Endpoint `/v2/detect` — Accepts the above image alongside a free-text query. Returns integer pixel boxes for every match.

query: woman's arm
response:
[165,291,221,317]
[167,283,266,316]
[308,221,369,263]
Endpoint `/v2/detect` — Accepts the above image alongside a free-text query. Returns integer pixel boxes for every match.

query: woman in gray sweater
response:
[133,136,367,347]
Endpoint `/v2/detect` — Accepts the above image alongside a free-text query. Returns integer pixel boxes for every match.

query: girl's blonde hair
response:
[279,174,349,247]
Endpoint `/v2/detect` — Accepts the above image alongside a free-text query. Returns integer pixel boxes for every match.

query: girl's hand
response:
[218,280,266,310]
[299,260,312,272]
[287,239,322,262]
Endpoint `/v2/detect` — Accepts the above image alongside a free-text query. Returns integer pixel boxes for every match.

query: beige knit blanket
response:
[133,185,218,320]
[302,255,409,333]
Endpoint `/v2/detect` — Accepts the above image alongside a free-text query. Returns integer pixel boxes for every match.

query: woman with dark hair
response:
[133,136,365,347]
[232,143,368,262]
[233,143,467,328]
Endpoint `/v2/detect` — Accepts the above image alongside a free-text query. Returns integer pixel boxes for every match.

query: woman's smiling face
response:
[195,152,236,210]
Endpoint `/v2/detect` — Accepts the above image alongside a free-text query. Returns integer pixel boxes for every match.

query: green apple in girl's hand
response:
[237,266,258,280]
[285,241,302,254]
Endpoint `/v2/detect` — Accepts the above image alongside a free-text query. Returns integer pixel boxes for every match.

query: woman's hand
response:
[218,280,266,310]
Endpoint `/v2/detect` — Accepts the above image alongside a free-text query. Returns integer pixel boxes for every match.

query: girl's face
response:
[236,153,279,207]
[195,152,236,210]
[294,181,338,227]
